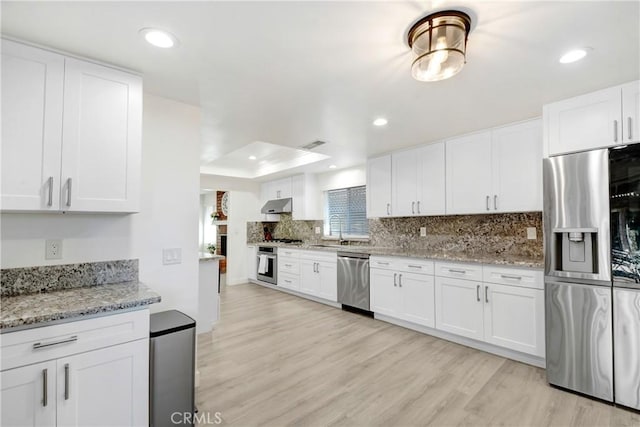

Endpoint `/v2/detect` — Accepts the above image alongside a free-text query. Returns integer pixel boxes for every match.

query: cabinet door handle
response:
[629,117,633,140]
[285,264,292,268]
[42,368,48,407]
[277,190,281,199]
[66,178,72,207]
[407,264,422,269]
[476,285,480,302]
[614,120,619,142]
[398,274,402,287]
[500,274,522,280]
[377,261,389,266]
[386,203,391,215]
[64,363,70,400]
[393,273,397,287]
[416,201,420,214]
[411,201,415,214]
[494,195,498,210]
[485,285,489,303]
[47,177,54,207]
[486,195,490,211]
[448,268,466,275]
[33,335,78,350]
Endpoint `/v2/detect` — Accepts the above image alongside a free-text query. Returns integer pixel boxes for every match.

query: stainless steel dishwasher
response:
[337,252,370,311]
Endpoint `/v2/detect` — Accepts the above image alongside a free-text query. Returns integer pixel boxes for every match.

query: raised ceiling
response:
[2,1,639,179]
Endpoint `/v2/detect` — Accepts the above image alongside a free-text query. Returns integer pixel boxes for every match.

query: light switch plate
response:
[315,227,321,234]
[420,227,427,237]
[163,248,182,265]
[45,239,63,260]
[526,227,537,240]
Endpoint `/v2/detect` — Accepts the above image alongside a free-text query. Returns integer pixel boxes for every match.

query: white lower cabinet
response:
[247,245,257,281]
[1,360,57,427]
[1,310,149,427]
[434,262,545,357]
[483,283,545,357]
[434,276,484,340]
[300,254,337,302]
[370,257,435,328]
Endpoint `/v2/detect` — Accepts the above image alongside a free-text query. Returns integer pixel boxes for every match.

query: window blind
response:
[326,185,369,237]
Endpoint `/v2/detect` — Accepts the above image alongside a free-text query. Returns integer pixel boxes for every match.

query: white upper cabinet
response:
[392,149,420,216]
[446,131,493,214]
[61,58,142,213]
[366,155,392,218]
[291,173,321,220]
[544,80,640,156]
[622,81,640,144]
[491,120,542,212]
[446,120,542,214]
[264,177,291,200]
[1,39,64,211]
[392,142,446,217]
[0,39,142,213]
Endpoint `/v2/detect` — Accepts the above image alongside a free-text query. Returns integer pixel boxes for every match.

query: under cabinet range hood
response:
[261,198,292,214]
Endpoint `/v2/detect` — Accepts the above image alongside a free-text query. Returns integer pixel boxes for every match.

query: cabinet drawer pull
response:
[64,363,70,400]
[486,195,490,211]
[407,264,422,269]
[500,274,522,280]
[476,285,480,302]
[485,285,489,303]
[398,274,403,287]
[377,261,389,266]
[66,178,72,207]
[33,335,78,350]
[448,268,466,274]
[285,264,292,268]
[629,117,633,140]
[393,273,397,287]
[42,369,48,407]
[47,177,54,207]
[284,279,291,284]
[614,120,619,142]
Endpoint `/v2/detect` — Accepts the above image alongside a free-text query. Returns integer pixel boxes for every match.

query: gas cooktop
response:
[269,238,303,244]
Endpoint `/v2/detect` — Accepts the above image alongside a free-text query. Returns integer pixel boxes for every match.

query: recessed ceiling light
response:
[559,49,588,64]
[373,118,388,127]
[139,28,178,48]
[329,164,337,169]
[248,155,257,160]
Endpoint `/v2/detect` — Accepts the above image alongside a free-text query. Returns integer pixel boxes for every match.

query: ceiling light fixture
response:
[559,48,588,64]
[407,10,472,82]
[248,155,257,160]
[139,28,178,48]
[373,118,388,127]
[329,164,337,169]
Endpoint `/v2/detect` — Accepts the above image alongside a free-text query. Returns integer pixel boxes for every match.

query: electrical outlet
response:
[420,227,427,237]
[526,227,537,240]
[45,239,63,260]
[163,248,182,265]
[315,227,321,234]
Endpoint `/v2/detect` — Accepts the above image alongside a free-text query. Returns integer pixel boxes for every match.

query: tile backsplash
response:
[369,212,543,259]
[247,212,543,260]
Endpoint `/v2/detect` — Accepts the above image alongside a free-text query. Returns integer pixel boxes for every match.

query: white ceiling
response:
[2,1,639,181]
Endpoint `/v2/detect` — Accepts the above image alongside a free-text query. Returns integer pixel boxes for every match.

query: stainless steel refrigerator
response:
[544,145,640,410]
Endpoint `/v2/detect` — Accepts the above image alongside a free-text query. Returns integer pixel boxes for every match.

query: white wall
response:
[316,165,366,191]
[1,94,202,320]
[200,174,260,285]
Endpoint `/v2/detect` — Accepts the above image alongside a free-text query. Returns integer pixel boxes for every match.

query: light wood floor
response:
[196,283,640,426]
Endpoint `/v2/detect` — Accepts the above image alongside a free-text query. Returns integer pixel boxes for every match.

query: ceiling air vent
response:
[300,140,326,150]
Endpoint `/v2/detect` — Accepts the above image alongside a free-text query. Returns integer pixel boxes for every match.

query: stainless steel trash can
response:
[150,310,196,427]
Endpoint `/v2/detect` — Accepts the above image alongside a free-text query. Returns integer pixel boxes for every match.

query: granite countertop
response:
[1,281,161,331]
[199,252,226,261]
[248,242,544,269]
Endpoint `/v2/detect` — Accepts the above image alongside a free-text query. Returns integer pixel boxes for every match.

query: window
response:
[325,185,369,237]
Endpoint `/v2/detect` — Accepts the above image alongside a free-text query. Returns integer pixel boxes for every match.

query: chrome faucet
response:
[328,214,344,243]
